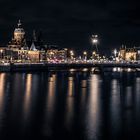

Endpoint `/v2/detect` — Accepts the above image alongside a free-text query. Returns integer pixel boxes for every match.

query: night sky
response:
[0,0,140,54]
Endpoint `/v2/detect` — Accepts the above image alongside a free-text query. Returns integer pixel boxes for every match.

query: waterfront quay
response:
[1,20,140,74]
[0,62,140,72]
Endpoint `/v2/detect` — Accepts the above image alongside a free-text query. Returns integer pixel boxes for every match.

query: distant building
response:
[2,20,68,62]
[8,20,27,49]
[46,45,68,62]
[119,46,137,61]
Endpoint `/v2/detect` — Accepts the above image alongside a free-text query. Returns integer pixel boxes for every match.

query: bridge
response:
[0,62,140,72]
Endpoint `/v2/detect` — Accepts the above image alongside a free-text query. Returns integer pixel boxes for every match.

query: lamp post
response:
[92,51,96,60]
[113,49,117,61]
[64,48,68,62]
[83,51,87,62]
[0,50,3,60]
[91,35,98,54]
[70,50,74,62]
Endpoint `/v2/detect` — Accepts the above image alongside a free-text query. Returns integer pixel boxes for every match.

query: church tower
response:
[8,20,27,49]
[14,20,25,42]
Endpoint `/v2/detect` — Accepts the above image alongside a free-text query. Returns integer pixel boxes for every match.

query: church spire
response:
[30,41,37,51]
[18,19,22,27]
[32,30,37,42]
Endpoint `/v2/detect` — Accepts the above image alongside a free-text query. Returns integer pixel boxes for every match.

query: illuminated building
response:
[28,51,40,61]
[119,47,137,61]
[8,20,27,49]
[5,20,29,60]
[5,20,45,61]
[0,20,68,62]
[46,45,68,62]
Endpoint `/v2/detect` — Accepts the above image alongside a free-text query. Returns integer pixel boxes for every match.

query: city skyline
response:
[0,1,140,140]
[0,0,140,51]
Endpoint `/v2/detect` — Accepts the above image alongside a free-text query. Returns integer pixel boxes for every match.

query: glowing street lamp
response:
[91,35,99,53]
[0,50,3,59]
[92,51,96,56]
[83,51,87,56]
[70,50,73,54]
[114,49,117,57]
[70,50,74,61]
[83,51,87,61]
[70,50,74,56]
[113,49,117,61]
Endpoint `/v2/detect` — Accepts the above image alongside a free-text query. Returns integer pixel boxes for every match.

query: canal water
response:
[0,70,140,140]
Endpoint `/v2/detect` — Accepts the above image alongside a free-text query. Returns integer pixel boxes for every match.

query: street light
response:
[83,51,87,61]
[70,50,73,54]
[0,50,3,59]
[113,49,117,60]
[91,35,99,53]
[92,51,97,61]
[92,51,96,54]
[70,50,74,56]
[83,51,87,55]
[70,50,74,61]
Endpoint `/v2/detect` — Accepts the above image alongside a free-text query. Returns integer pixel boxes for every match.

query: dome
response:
[14,20,25,33]
[14,28,25,33]
[14,20,25,41]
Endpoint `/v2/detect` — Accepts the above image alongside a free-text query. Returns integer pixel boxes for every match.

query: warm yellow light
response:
[68,77,74,97]
[92,35,98,44]
[0,74,5,112]
[50,51,54,55]
[70,50,74,56]
[70,50,73,53]
[92,39,98,43]
[92,51,96,55]
[83,51,87,55]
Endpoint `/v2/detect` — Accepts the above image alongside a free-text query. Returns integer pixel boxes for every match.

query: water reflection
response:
[110,79,121,138]
[68,77,74,97]
[65,76,74,130]
[135,77,140,118]
[0,74,6,113]
[0,73,6,131]
[80,79,88,111]
[86,74,101,140]
[81,80,87,88]
[23,74,32,121]
[42,74,57,137]
[47,74,56,112]
[0,72,139,139]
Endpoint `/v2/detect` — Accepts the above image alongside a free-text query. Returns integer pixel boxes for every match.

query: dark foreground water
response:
[0,70,140,140]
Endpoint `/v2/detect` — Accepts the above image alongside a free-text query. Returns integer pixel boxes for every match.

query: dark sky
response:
[0,0,140,53]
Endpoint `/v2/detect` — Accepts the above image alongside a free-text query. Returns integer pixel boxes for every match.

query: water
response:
[0,71,140,140]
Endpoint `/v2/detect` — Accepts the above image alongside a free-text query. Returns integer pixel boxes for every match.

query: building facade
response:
[1,20,68,62]
[119,47,137,61]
